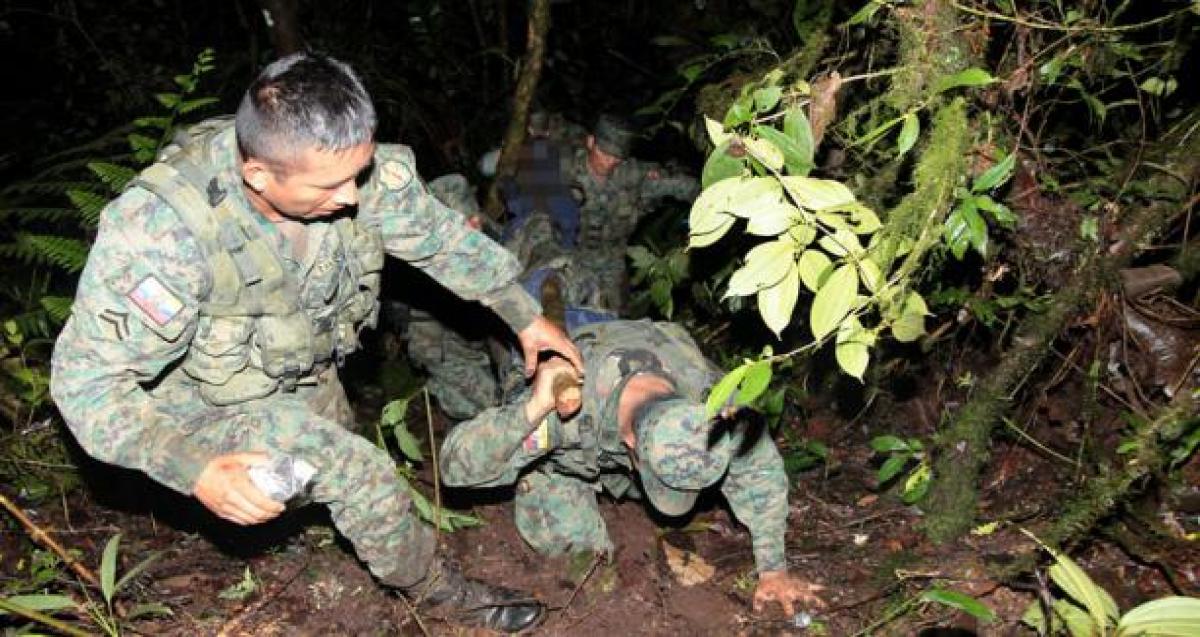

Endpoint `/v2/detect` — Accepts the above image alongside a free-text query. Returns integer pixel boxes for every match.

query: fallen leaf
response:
[856,494,879,507]
[662,541,715,586]
[807,71,843,150]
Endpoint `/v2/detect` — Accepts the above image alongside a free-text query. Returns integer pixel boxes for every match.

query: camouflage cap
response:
[592,114,634,159]
[635,397,736,517]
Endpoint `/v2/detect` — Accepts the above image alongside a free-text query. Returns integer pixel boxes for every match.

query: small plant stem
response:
[0,493,100,588]
[0,598,92,637]
[397,594,431,637]
[424,387,442,540]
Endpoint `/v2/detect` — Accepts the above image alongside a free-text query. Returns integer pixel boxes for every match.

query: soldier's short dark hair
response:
[235,52,376,166]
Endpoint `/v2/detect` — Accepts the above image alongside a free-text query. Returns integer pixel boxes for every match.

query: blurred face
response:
[242,141,375,221]
[585,135,623,179]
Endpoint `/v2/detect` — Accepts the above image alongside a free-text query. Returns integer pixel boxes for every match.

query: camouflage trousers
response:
[164,367,435,588]
[513,468,646,557]
[574,249,627,312]
[405,311,499,420]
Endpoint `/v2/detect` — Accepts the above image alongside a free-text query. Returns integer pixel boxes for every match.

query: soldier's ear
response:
[241,159,271,192]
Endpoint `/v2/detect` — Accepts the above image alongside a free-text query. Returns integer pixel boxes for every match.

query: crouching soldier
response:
[440,319,826,615]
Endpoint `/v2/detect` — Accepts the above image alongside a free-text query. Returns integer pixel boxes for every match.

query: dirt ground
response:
[2,380,1196,636]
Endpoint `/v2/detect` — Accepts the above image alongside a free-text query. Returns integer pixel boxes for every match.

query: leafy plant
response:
[870,435,930,504]
[377,395,483,532]
[217,566,259,602]
[943,150,1018,261]
[0,533,170,637]
[1022,533,1200,636]
[628,244,690,319]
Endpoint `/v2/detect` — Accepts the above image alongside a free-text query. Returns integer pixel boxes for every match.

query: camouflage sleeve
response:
[720,429,790,573]
[361,145,541,331]
[638,161,700,208]
[49,189,215,494]
[439,400,557,487]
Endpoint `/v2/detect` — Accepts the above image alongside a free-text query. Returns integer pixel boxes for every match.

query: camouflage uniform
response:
[440,320,790,573]
[50,118,540,588]
[406,174,500,419]
[566,118,699,310]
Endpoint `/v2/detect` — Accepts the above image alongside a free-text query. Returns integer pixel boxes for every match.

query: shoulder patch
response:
[126,275,184,326]
[380,160,415,190]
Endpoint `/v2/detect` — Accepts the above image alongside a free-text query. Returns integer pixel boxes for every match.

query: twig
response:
[0,492,99,588]
[215,558,309,637]
[396,594,432,637]
[0,598,92,637]
[551,554,601,613]
[424,387,442,543]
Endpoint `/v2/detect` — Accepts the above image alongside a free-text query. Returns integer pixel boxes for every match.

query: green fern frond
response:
[0,207,78,223]
[39,296,74,323]
[3,308,55,340]
[87,162,137,193]
[3,180,104,197]
[67,188,109,227]
[179,97,219,115]
[0,234,91,273]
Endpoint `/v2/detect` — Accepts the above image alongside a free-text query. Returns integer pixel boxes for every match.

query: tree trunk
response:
[923,130,1200,543]
[483,0,551,220]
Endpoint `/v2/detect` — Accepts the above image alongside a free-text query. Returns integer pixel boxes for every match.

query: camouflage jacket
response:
[566,147,699,254]
[440,320,790,573]
[50,118,539,494]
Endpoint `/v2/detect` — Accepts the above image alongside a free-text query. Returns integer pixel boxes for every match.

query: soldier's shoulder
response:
[101,185,191,242]
[373,143,419,191]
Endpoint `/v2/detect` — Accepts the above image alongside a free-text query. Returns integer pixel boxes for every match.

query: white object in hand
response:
[247,455,317,502]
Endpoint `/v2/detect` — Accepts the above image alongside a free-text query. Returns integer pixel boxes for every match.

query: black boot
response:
[409,560,544,633]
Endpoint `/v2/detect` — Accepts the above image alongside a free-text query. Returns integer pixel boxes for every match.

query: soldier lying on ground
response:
[440,319,827,616]
[49,51,591,633]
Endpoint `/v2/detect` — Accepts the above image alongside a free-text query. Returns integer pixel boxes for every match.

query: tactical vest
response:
[131,118,384,406]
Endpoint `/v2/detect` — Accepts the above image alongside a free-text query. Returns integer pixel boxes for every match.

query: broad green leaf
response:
[943,207,972,260]
[704,116,731,147]
[380,398,410,428]
[815,211,851,232]
[1116,596,1200,637]
[835,317,872,381]
[818,228,863,257]
[726,240,795,297]
[934,67,997,93]
[787,222,817,247]
[1048,551,1120,629]
[758,263,799,338]
[972,152,1016,192]
[897,113,920,156]
[744,136,785,171]
[753,86,783,112]
[1021,600,1047,633]
[974,194,1017,229]
[959,200,988,257]
[877,454,909,484]
[688,213,736,249]
[706,364,749,418]
[857,258,883,292]
[0,594,77,615]
[797,249,833,292]
[871,435,910,453]
[1053,599,1099,637]
[101,533,121,604]
[723,95,754,127]
[810,264,858,340]
[1139,76,1178,97]
[627,245,656,270]
[737,361,773,405]
[902,461,931,503]
[394,424,425,462]
[651,277,674,318]
[746,200,801,236]
[782,105,815,175]
[754,124,813,177]
[846,204,882,234]
[693,176,785,220]
[891,291,929,342]
[781,176,857,211]
[921,588,997,622]
[701,140,748,189]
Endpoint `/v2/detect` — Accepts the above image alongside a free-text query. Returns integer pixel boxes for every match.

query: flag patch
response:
[127,275,183,326]
[523,418,552,452]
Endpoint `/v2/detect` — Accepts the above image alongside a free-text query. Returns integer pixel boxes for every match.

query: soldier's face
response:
[243,142,376,221]
[585,136,623,178]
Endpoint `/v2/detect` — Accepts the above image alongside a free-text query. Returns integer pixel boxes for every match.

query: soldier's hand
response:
[752,570,826,617]
[525,357,582,423]
[193,453,286,526]
[517,315,584,377]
